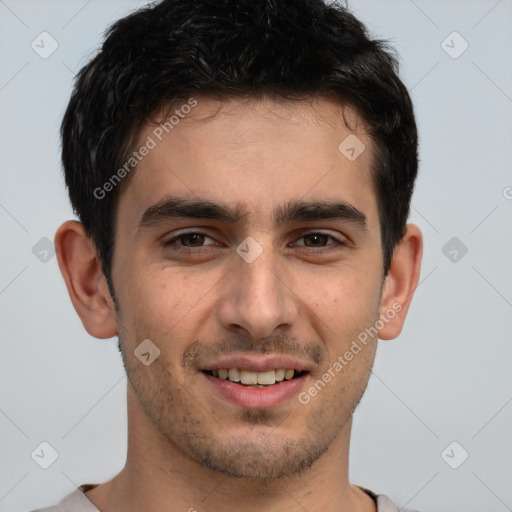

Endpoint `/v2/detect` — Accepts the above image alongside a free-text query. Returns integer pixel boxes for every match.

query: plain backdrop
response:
[0,1,511,511]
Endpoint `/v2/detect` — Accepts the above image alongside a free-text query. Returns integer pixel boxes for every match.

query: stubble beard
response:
[119,335,376,481]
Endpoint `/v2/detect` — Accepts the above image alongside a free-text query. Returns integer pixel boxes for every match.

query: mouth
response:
[199,355,311,409]
[202,368,308,388]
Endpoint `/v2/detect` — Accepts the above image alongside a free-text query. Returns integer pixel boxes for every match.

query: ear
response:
[54,220,117,339]
[378,223,423,340]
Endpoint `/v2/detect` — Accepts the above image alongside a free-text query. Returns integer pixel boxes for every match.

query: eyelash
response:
[162,231,347,254]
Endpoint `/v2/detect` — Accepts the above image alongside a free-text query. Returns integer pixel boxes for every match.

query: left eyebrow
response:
[274,199,367,231]
[136,195,368,232]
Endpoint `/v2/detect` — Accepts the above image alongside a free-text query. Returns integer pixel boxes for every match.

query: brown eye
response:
[163,232,216,249]
[302,233,330,247]
[177,233,207,247]
[294,232,346,250]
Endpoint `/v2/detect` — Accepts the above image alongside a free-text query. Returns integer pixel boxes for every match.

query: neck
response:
[85,385,376,512]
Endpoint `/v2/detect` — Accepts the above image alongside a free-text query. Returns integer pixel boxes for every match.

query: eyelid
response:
[291,229,347,246]
[163,229,217,246]
[162,229,347,250]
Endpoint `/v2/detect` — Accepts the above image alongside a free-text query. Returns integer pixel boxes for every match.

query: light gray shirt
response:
[29,483,421,511]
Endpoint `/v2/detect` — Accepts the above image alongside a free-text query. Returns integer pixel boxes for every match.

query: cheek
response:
[122,262,185,313]
[117,269,214,365]
[115,268,177,343]
[305,269,381,330]
[297,272,381,380]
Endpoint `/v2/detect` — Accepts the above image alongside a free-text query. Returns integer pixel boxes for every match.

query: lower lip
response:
[202,372,307,409]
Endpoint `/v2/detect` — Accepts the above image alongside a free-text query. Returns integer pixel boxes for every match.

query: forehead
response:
[117,95,378,231]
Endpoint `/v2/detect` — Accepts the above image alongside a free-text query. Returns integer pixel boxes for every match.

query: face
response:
[111,96,384,479]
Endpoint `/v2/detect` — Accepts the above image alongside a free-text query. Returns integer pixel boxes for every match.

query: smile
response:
[203,368,305,387]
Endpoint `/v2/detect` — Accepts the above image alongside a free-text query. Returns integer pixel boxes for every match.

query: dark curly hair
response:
[61,0,418,297]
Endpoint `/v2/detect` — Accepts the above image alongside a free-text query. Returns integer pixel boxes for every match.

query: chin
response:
[177,430,332,481]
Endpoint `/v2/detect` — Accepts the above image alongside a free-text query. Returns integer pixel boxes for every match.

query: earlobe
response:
[54,220,118,339]
[378,223,423,340]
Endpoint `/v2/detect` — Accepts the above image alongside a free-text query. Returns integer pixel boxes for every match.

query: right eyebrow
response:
[136,196,249,229]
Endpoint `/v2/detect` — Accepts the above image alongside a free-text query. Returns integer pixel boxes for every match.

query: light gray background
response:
[1,0,511,511]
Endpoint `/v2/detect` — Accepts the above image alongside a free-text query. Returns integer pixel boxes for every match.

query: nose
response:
[218,244,299,340]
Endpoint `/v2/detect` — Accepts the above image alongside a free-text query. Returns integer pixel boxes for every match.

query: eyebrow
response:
[136,196,367,232]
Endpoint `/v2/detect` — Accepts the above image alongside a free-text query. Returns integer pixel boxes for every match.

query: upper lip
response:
[200,353,313,373]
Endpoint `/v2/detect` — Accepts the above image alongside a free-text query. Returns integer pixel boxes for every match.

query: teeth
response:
[240,370,258,385]
[284,369,294,380]
[275,369,285,381]
[210,368,298,385]
[257,370,276,385]
[228,368,240,382]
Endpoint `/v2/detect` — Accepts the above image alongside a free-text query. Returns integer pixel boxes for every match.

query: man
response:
[32,0,423,510]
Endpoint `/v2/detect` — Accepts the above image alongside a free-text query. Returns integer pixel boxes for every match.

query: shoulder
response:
[358,485,423,512]
[27,485,100,512]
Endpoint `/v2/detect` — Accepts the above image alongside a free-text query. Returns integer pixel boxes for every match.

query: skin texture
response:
[55,95,422,512]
